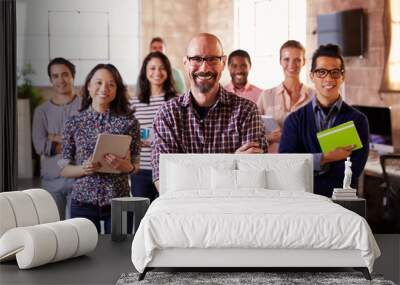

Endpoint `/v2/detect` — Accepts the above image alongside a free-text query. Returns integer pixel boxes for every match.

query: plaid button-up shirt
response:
[151,86,268,181]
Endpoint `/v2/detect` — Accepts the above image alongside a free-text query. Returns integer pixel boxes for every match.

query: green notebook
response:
[316,121,363,153]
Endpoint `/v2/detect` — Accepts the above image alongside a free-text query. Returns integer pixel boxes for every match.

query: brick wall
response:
[139,0,234,87]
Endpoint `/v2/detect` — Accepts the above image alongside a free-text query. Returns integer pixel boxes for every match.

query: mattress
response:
[131,190,380,273]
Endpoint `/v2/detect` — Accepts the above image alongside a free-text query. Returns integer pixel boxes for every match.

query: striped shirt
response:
[130,95,167,170]
[151,86,268,181]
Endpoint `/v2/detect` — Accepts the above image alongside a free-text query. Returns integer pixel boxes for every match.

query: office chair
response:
[380,154,400,232]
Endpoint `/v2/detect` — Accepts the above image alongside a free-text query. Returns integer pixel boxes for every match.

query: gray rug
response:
[116,271,396,285]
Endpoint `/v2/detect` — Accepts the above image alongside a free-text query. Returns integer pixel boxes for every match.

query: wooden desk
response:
[359,151,400,196]
[362,151,400,178]
[360,152,400,233]
[363,153,384,177]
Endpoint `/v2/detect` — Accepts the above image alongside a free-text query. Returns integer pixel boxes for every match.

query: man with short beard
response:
[151,33,268,189]
[224,49,263,104]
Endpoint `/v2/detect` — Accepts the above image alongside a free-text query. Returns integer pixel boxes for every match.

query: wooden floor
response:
[0,235,135,285]
[0,235,399,284]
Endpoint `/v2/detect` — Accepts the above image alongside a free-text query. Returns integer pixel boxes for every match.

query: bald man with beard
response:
[151,33,268,189]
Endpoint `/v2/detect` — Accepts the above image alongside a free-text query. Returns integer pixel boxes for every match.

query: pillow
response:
[238,159,308,191]
[267,166,307,191]
[211,168,236,190]
[166,160,235,192]
[167,162,210,191]
[236,169,267,189]
[211,168,267,190]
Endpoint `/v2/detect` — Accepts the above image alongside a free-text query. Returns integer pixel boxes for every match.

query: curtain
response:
[0,0,17,192]
[380,0,400,92]
[380,0,392,92]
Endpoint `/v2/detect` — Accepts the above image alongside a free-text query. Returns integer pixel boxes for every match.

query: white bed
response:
[131,154,380,280]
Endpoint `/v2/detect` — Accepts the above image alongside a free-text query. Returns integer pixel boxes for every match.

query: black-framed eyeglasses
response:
[313,68,344,79]
[187,56,224,66]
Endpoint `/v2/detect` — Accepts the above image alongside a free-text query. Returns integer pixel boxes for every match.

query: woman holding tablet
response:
[130,51,177,202]
[257,40,315,152]
[60,63,140,233]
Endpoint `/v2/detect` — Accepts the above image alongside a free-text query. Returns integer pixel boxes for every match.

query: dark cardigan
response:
[279,100,369,197]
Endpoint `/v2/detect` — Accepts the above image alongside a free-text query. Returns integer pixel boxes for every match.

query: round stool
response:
[111,197,150,242]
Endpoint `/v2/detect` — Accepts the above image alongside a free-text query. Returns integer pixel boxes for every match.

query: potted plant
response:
[17,63,43,113]
[17,64,43,178]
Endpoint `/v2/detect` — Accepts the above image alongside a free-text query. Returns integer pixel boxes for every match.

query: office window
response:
[234,0,307,89]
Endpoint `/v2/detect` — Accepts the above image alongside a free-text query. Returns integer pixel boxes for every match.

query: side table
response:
[331,197,366,218]
[111,197,150,242]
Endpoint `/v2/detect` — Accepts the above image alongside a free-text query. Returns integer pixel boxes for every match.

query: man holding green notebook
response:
[279,44,369,197]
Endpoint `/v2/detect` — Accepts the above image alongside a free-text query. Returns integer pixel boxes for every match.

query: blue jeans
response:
[131,169,159,202]
[41,177,74,220]
[71,200,111,234]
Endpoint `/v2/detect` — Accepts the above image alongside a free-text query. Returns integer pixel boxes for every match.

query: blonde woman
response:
[257,40,315,152]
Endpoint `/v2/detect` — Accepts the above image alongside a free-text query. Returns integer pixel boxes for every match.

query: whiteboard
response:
[48,10,109,60]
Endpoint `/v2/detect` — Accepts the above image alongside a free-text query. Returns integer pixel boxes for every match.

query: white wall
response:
[17,0,140,86]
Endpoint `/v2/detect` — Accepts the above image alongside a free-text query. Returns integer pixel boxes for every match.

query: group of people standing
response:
[33,61,141,232]
[32,33,369,233]
[224,40,316,153]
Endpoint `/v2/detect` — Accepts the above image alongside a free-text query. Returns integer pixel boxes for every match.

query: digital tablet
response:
[261,115,279,133]
[92,133,132,173]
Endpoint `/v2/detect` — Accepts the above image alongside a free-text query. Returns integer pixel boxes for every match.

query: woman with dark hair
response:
[131,51,177,201]
[60,63,140,233]
[257,40,315,152]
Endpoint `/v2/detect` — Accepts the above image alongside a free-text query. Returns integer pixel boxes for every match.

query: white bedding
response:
[131,190,380,273]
